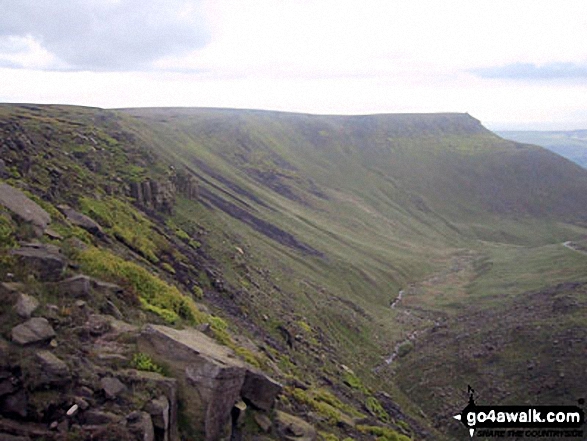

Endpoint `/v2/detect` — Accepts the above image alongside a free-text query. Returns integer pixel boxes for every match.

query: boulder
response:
[138,325,247,441]
[100,377,126,400]
[10,244,66,282]
[241,369,282,411]
[33,350,71,387]
[14,294,39,319]
[57,275,92,298]
[11,318,55,345]
[57,205,104,237]
[274,411,317,441]
[0,183,50,236]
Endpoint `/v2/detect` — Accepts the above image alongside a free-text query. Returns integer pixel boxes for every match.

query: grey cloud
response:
[0,0,209,71]
[471,62,587,80]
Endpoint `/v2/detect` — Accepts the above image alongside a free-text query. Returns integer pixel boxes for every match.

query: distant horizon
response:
[1,100,583,133]
[1,1,586,132]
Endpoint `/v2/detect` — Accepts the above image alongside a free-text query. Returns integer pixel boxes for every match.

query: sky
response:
[1,0,586,130]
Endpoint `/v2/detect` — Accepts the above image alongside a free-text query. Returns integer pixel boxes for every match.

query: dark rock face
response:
[0,183,51,236]
[11,318,56,345]
[130,180,175,214]
[10,244,66,282]
[57,204,104,237]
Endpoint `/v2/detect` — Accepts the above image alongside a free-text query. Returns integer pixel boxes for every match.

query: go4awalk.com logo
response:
[453,387,585,438]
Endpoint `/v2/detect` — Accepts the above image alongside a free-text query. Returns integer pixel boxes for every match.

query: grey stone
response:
[33,350,71,387]
[11,318,55,345]
[254,413,272,433]
[57,275,91,298]
[10,244,66,282]
[14,293,39,319]
[241,369,282,411]
[0,183,50,235]
[138,324,248,441]
[57,205,104,237]
[100,377,126,400]
[83,410,121,425]
[274,411,316,441]
[126,411,155,441]
[144,395,170,431]
[0,158,7,178]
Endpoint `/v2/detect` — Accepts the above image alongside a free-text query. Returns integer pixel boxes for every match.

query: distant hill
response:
[497,129,587,168]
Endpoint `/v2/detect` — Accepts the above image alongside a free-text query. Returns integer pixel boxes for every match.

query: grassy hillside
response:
[498,130,587,169]
[2,104,587,439]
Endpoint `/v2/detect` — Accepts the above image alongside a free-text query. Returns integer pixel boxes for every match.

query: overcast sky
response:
[1,0,586,130]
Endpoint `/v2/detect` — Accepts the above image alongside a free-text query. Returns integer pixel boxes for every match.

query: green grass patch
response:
[131,352,164,374]
[356,425,411,441]
[77,246,204,324]
[80,196,165,263]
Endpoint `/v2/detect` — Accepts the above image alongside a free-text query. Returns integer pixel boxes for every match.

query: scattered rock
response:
[57,204,104,237]
[274,411,316,441]
[0,183,51,236]
[0,158,7,178]
[83,410,121,425]
[44,228,63,240]
[86,314,112,337]
[33,350,71,387]
[10,244,66,282]
[58,275,92,298]
[74,397,90,410]
[254,412,272,433]
[100,377,126,400]
[11,317,56,345]
[104,300,123,320]
[0,389,28,418]
[14,293,39,319]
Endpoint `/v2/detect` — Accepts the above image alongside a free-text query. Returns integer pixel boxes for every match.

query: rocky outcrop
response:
[0,183,51,236]
[10,243,66,282]
[11,318,56,345]
[130,180,175,214]
[171,170,198,200]
[138,324,282,441]
[57,204,104,237]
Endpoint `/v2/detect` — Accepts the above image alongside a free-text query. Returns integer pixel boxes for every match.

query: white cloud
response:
[0,0,586,129]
